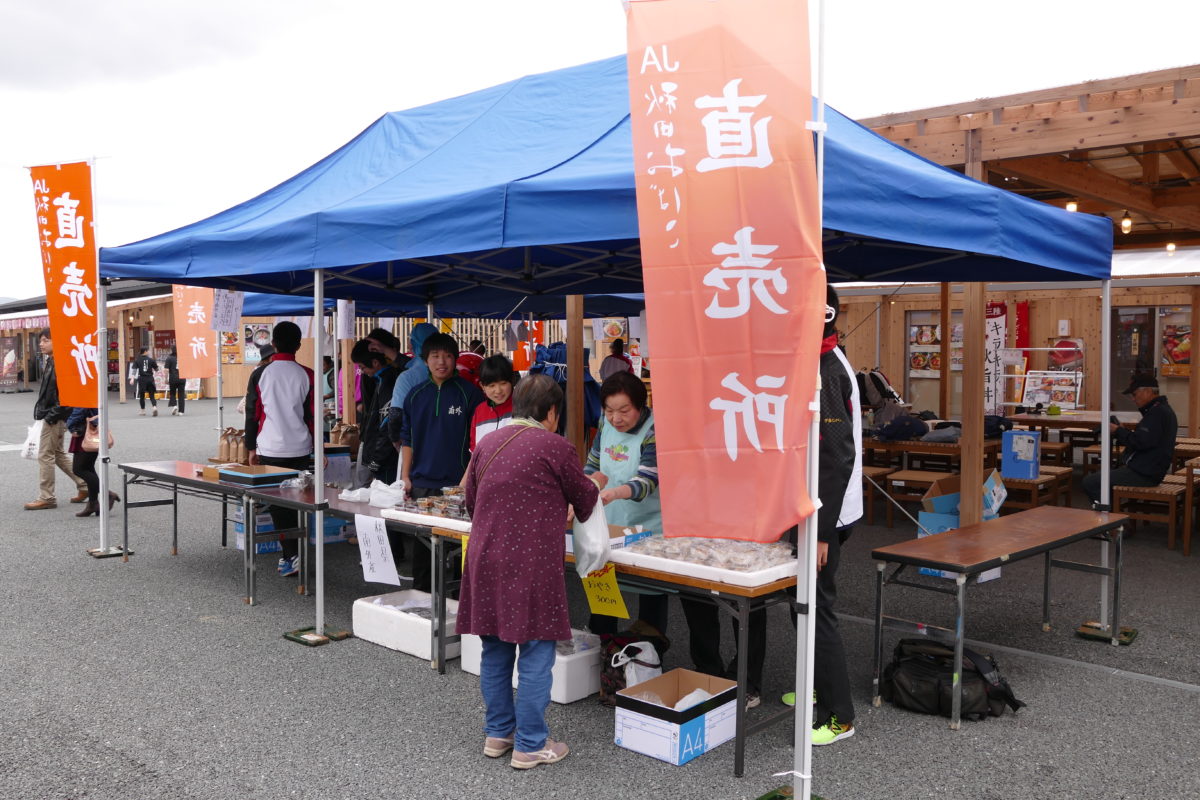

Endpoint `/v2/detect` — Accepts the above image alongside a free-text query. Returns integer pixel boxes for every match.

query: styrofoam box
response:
[606,547,796,588]
[352,589,459,661]
[379,507,471,532]
[460,631,601,704]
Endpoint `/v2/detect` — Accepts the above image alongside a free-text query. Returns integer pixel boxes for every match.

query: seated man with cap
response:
[1083,373,1178,507]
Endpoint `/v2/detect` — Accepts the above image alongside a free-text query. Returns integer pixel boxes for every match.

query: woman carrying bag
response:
[66,407,117,517]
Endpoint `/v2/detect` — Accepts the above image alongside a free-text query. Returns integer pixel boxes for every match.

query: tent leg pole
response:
[1099,279,1112,631]
[89,281,126,559]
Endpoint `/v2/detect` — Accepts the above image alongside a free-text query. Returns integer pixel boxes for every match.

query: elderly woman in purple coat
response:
[459,373,605,770]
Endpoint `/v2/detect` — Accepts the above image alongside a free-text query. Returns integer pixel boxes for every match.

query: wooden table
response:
[865,438,1001,471]
[117,460,312,605]
[1010,411,1139,436]
[870,506,1128,729]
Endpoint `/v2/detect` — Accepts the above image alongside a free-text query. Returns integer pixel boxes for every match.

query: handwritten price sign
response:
[582,563,629,619]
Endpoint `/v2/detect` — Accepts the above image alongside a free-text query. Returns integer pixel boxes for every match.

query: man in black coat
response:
[26,329,87,510]
[1083,374,1178,506]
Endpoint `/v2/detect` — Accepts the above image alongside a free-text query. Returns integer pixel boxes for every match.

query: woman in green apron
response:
[584,371,668,636]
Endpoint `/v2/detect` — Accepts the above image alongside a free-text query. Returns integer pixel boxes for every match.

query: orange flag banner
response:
[172,286,217,378]
[30,161,101,408]
[625,0,825,542]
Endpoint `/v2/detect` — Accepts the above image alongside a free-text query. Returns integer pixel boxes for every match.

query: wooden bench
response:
[884,470,948,528]
[1112,483,1186,551]
[1164,467,1198,556]
[1001,473,1059,511]
[861,465,897,526]
[871,506,1128,729]
[1039,465,1074,507]
[1081,443,1118,476]
[1040,441,1071,466]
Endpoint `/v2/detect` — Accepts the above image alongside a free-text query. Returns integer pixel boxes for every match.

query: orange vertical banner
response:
[625,0,824,542]
[30,161,101,408]
[172,286,217,378]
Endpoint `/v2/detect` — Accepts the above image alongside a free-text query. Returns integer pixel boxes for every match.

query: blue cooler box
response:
[1001,430,1040,480]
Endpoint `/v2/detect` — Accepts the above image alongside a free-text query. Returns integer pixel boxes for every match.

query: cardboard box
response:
[308,514,350,544]
[217,464,302,487]
[202,462,241,481]
[921,469,1006,516]
[460,631,602,704]
[565,524,654,555]
[614,669,737,765]
[917,510,1001,582]
[352,589,459,661]
[1001,430,1041,480]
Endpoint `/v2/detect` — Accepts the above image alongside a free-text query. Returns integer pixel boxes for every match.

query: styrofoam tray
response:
[460,630,601,704]
[606,547,796,588]
[379,508,471,533]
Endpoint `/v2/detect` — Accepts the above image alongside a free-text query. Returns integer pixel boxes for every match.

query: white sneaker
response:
[152,408,158,417]
[170,407,177,416]
[138,409,146,416]
[177,411,184,416]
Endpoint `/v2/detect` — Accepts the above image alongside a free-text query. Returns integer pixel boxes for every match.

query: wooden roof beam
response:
[989,155,1200,230]
[860,64,1200,128]
[1162,143,1200,180]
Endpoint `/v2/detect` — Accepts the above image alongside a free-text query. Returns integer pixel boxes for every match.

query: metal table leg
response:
[733,594,749,778]
[221,496,228,548]
[1111,529,1124,646]
[242,496,254,605]
[431,533,448,673]
[872,562,885,706]
[122,472,130,556]
[950,574,966,730]
[171,483,179,555]
[1042,550,1052,631]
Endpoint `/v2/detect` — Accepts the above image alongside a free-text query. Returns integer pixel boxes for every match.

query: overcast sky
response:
[2,0,1199,300]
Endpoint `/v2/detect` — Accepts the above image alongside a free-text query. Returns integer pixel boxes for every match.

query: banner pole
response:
[216,340,224,434]
[793,1,827,797]
[96,279,112,554]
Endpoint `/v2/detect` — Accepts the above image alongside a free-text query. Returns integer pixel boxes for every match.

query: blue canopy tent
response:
[100,56,1112,299]
[96,56,1117,753]
[239,291,646,319]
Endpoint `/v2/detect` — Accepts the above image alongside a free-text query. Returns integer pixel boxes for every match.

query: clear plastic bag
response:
[368,478,407,508]
[279,472,313,490]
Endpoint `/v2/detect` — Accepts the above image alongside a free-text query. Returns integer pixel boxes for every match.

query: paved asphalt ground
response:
[1,389,1198,799]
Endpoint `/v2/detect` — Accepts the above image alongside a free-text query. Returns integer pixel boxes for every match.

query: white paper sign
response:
[355,514,402,586]
[337,299,356,339]
[275,316,312,338]
[211,290,244,332]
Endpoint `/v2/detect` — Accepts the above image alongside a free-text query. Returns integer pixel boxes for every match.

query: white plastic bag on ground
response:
[368,478,406,508]
[571,495,610,577]
[673,688,713,711]
[21,421,42,461]
[611,641,662,688]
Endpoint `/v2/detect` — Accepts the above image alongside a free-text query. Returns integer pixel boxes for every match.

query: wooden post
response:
[566,295,586,464]
[340,338,355,425]
[1191,286,1200,437]
[939,282,951,419]
[961,133,987,526]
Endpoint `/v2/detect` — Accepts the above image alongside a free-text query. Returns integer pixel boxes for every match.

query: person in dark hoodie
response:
[399,332,483,590]
[387,322,440,450]
[351,339,400,483]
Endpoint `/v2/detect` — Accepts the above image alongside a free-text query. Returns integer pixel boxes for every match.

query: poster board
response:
[1020,370,1081,409]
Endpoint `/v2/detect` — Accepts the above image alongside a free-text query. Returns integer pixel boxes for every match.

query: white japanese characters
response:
[60,262,94,318]
[189,336,209,359]
[703,226,786,319]
[709,372,789,461]
[187,302,207,325]
[52,192,86,249]
[694,79,774,172]
[70,333,98,384]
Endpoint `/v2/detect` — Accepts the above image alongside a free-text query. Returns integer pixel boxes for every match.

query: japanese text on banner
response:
[172,286,217,378]
[625,0,825,542]
[30,161,100,407]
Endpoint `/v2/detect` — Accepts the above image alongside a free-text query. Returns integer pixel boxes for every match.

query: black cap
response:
[1122,374,1159,394]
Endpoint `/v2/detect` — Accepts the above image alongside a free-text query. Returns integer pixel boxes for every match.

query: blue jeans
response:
[480,637,556,753]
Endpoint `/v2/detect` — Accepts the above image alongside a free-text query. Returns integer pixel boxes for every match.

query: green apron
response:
[598,412,662,534]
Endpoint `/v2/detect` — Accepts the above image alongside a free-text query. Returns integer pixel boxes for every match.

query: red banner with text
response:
[172,286,218,378]
[626,0,824,541]
[30,161,100,408]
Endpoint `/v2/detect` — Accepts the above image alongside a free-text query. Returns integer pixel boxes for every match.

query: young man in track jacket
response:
[399,332,482,590]
[244,321,314,578]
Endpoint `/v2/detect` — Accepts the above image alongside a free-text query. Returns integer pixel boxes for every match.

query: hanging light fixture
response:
[1065,200,1079,213]
[1167,242,1177,255]
[1120,210,1133,234]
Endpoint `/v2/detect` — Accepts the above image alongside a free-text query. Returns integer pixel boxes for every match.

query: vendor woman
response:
[584,370,668,637]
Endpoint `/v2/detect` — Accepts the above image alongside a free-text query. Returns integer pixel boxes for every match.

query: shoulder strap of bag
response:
[962,647,1025,711]
[475,426,531,481]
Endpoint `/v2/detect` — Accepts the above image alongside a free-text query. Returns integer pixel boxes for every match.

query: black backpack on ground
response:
[597,619,670,706]
[881,638,1025,720]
